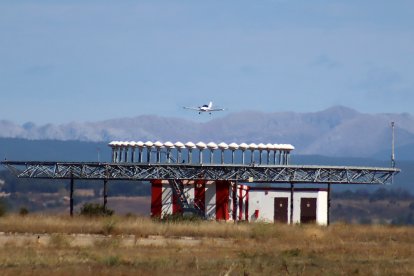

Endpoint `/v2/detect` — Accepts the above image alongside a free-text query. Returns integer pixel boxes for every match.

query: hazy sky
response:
[1,0,413,124]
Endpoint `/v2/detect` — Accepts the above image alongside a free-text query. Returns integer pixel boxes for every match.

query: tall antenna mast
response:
[391,121,395,168]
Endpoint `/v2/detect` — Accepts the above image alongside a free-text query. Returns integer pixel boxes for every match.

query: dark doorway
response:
[300,198,317,223]
[274,197,289,223]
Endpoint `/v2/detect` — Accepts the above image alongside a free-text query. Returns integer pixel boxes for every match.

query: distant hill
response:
[1,106,414,158]
[0,138,110,162]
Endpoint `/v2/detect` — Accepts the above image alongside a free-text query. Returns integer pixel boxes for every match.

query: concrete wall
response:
[248,188,328,225]
[248,190,291,223]
[292,190,328,225]
[205,182,216,219]
[161,183,173,216]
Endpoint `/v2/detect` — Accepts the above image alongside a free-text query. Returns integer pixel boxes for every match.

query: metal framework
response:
[1,161,400,185]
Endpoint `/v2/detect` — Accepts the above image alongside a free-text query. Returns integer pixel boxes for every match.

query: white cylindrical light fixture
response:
[129,141,137,162]
[121,141,129,162]
[218,142,229,164]
[238,143,249,165]
[108,141,117,162]
[273,144,280,164]
[136,141,145,163]
[248,143,258,164]
[185,142,196,164]
[154,141,164,163]
[174,142,185,163]
[265,143,275,165]
[207,142,218,164]
[114,141,122,162]
[285,144,295,165]
[164,141,174,163]
[257,143,267,164]
[196,142,207,164]
[144,141,153,163]
[228,142,239,164]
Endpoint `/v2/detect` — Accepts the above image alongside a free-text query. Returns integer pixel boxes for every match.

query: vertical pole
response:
[70,177,74,217]
[147,148,151,163]
[232,182,237,221]
[391,121,395,168]
[290,182,294,225]
[119,148,123,163]
[124,148,128,162]
[177,149,181,163]
[199,150,203,164]
[103,179,108,211]
[327,183,331,226]
[131,148,135,163]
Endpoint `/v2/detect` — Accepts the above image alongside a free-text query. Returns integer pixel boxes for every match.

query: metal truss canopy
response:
[1,161,400,185]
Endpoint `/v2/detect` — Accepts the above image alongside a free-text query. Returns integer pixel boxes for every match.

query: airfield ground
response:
[0,215,413,275]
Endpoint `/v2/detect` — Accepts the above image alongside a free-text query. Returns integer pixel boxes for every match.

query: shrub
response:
[160,213,202,223]
[19,207,29,216]
[0,199,7,217]
[79,203,114,217]
[102,219,118,235]
[103,255,121,266]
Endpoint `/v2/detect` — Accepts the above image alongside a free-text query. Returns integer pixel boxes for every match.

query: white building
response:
[151,180,329,225]
[248,187,328,225]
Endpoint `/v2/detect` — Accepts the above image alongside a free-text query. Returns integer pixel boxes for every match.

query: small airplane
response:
[183,101,226,114]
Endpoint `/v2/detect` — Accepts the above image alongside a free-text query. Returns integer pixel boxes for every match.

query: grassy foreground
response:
[0,215,413,275]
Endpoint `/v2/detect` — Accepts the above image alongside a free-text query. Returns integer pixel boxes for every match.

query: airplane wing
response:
[183,106,200,111]
[209,108,226,112]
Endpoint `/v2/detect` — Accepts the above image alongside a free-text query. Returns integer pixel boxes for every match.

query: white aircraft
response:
[183,101,225,114]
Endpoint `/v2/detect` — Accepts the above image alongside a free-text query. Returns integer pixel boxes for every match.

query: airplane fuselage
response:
[183,101,224,115]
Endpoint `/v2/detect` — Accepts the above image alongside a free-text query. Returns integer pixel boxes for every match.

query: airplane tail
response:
[208,101,213,109]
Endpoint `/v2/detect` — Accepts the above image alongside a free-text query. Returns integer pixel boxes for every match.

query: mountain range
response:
[1,106,414,159]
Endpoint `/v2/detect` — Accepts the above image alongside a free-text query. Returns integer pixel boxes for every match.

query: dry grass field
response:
[0,215,413,275]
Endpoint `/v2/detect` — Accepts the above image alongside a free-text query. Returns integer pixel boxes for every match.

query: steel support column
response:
[103,179,108,211]
[327,183,331,226]
[232,182,237,221]
[70,177,74,217]
[290,182,294,224]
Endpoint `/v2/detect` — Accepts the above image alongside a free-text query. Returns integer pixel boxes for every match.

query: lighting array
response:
[108,141,295,165]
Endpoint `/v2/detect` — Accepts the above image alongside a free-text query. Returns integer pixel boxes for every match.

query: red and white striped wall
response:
[150,180,249,221]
